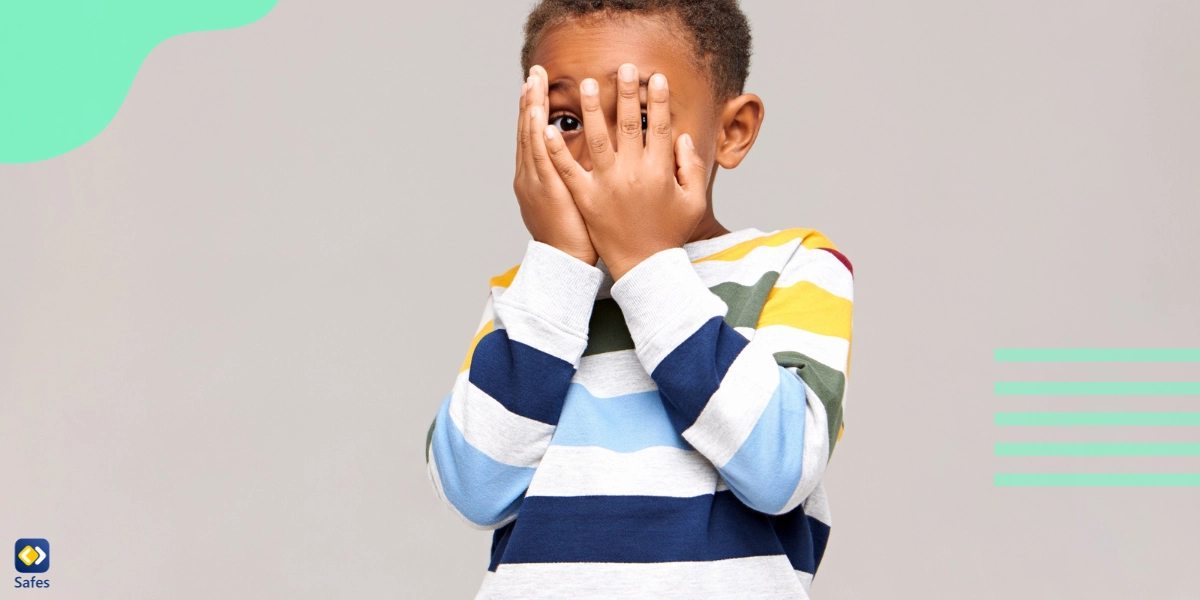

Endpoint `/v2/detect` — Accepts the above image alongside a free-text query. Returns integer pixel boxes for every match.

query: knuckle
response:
[652,121,671,137]
[619,118,642,137]
[619,87,639,100]
[588,135,610,154]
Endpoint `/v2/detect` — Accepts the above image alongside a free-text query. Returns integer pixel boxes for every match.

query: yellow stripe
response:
[837,421,844,443]
[489,265,520,289]
[757,281,853,340]
[693,228,840,264]
[460,320,495,373]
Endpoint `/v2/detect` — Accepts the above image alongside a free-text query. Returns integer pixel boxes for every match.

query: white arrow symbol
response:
[34,546,46,565]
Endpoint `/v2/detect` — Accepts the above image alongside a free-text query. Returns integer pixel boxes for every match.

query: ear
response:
[714,93,764,169]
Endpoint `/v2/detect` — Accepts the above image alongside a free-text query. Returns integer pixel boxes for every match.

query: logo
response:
[14,539,49,574]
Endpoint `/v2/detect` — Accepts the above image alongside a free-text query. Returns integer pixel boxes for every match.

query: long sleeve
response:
[425,241,604,529]
[608,242,853,516]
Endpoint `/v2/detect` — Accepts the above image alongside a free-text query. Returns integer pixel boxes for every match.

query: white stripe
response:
[692,239,801,287]
[573,350,657,398]
[751,325,849,373]
[478,555,808,600]
[448,371,557,468]
[475,294,496,332]
[526,445,717,498]
[780,380,830,512]
[682,343,780,468]
[803,481,832,527]
[492,302,590,366]
[796,569,814,593]
[775,246,854,301]
[608,248,729,374]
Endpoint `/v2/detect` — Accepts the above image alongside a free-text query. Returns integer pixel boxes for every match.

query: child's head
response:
[520,0,763,176]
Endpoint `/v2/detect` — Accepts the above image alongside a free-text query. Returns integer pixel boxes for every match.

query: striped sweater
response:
[425,227,854,599]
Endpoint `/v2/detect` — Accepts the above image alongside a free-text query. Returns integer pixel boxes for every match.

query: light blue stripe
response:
[552,383,690,452]
[718,367,807,514]
[431,394,532,527]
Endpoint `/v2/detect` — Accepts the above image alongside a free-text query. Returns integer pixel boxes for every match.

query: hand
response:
[512,65,598,266]
[540,63,708,280]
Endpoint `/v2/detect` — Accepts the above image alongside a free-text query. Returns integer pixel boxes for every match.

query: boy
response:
[425,1,854,598]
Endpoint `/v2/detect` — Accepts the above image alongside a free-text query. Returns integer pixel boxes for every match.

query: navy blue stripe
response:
[769,503,830,575]
[810,515,830,571]
[468,329,575,425]
[651,317,749,432]
[488,522,516,572]
[497,491,785,565]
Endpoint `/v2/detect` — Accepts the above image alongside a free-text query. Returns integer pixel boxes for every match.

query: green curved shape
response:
[0,0,278,164]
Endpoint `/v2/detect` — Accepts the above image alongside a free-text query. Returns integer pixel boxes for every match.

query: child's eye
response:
[641,113,647,130]
[550,114,582,132]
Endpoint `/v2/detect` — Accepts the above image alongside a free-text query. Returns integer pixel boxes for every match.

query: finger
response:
[516,79,530,172]
[518,75,536,176]
[529,103,554,180]
[543,124,587,196]
[614,63,643,156]
[645,73,672,159]
[579,78,614,171]
[526,71,549,178]
[532,64,550,120]
[674,133,708,194]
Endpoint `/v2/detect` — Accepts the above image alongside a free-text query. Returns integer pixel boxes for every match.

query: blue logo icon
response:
[14,539,49,574]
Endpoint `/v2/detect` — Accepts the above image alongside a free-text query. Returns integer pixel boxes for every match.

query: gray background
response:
[2,0,1199,598]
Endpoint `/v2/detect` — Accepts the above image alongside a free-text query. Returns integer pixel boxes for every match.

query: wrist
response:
[539,238,598,266]
[602,243,680,281]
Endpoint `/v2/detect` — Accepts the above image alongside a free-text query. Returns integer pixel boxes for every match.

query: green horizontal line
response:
[995,473,1200,486]
[995,382,1200,395]
[995,412,1200,426]
[995,349,1200,362]
[995,443,1200,456]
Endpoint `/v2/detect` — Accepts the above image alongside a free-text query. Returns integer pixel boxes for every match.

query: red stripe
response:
[816,247,853,276]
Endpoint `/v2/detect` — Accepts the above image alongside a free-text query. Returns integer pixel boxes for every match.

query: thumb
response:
[674,133,708,194]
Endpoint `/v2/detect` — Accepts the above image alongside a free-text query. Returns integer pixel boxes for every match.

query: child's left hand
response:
[541,63,709,281]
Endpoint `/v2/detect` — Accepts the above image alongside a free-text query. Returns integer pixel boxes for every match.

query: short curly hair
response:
[520,0,753,103]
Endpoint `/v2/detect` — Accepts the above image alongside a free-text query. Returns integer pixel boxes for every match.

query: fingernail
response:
[650,74,666,89]
[683,134,694,149]
[544,125,557,139]
[582,79,598,96]
[620,64,636,83]
[530,75,539,89]
[531,106,542,119]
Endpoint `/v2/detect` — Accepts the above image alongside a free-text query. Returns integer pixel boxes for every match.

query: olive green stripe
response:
[995,412,1200,426]
[774,350,845,457]
[995,473,1200,486]
[585,275,784,357]
[995,348,1200,362]
[708,272,780,329]
[582,298,636,357]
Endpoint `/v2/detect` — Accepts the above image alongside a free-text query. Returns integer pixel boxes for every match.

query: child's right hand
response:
[513,66,598,266]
